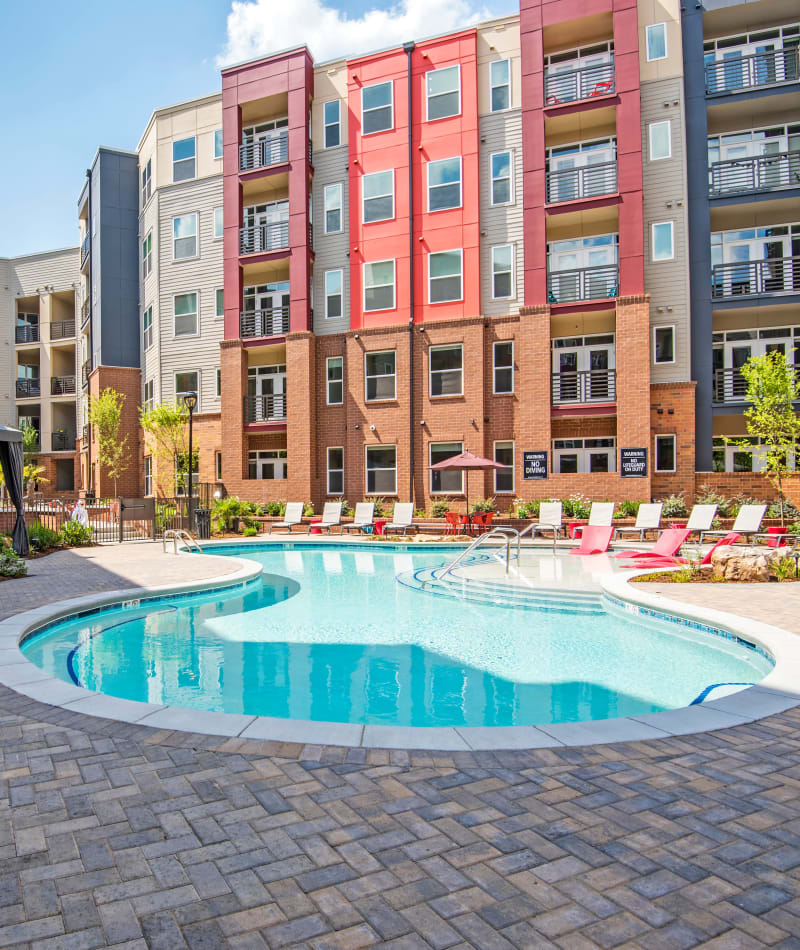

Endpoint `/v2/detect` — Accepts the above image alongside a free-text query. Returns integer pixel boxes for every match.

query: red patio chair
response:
[569,525,614,555]
[472,512,494,535]
[444,512,461,536]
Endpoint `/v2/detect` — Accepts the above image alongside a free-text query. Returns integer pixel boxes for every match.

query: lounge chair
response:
[268,502,304,534]
[342,502,375,534]
[613,527,692,561]
[309,501,343,534]
[528,502,563,541]
[683,504,718,538]
[572,502,615,538]
[700,504,766,543]
[613,503,663,542]
[385,503,417,536]
[625,532,741,569]
[569,525,614,555]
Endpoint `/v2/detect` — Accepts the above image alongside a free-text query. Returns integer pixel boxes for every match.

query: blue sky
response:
[1,0,514,257]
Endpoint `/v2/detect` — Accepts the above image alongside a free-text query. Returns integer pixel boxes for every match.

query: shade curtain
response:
[0,439,29,556]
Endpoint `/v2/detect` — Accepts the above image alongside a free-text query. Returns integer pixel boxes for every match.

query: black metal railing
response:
[709,150,800,196]
[544,61,615,106]
[16,378,41,398]
[705,46,800,95]
[239,222,290,254]
[15,325,39,344]
[244,394,287,423]
[239,132,289,171]
[711,256,800,298]
[81,233,90,264]
[80,299,91,327]
[51,376,76,396]
[81,361,91,387]
[240,307,290,339]
[546,161,617,203]
[51,431,77,451]
[547,263,619,303]
[552,369,617,404]
[50,320,76,340]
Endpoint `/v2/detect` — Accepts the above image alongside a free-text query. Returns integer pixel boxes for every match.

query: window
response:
[490,151,512,205]
[212,129,223,160]
[429,250,463,304]
[214,207,223,239]
[366,445,397,494]
[173,136,196,182]
[493,341,513,393]
[553,437,616,473]
[362,81,393,134]
[430,344,463,396]
[144,457,152,497]
[651,221,674,261]
[141,158,152,205]
[365,351,396,401]
[141,232,152,278]
[249,450,287,480]
[175,371,199,405]
[363,260,396,312]
[324,100,341,148]
[646,23,667,61]
[427,157,462,212]
[143,378,154,413]
[173,293,198,337]
[325,270,343,319]
[492,245,514,299]
[362,170,394,223]
[327,447,344,494]
[490,59,511,112]
[324,183,343,234]
[426,66,460,120]
[215,288,224,319]
[649,120,671,161]
[215,451,222,481]
[494,441,514,493]
[431,442,464,493]
[216,367,221,397]
[142,305,153,350]
[327,356,343,404]
[655,434,676,472]
[173,213,198,260]
[654,325,675,364]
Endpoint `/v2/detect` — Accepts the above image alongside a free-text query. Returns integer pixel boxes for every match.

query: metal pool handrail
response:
[517,521,559,555]
[163,529,202,554]
[440,526,521,578]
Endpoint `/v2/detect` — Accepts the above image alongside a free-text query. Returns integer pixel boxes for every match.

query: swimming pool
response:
[20,543,773,729]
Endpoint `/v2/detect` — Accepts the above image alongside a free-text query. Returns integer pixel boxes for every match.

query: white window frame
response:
[365,350,397,402]
[429,343,464,397]
[142,231,152,279]
[327,447,344,495]
[325,269,344,319]
[430,441,464,494]
[215,288,224,320]
[143,456,152,497]
[363,260,396,312]
[173,292,199,338]
[213,206,223,240]
[491,244,514,299]
[655,434,677,473]
[362,169,395,223]
[425,65,461,121]
[173,212,199,261]
[490,151,513,206]
[490,59,511,112]
[143,379,154,413]
[324,100,341,149]
[141,159,152,206]
[653,325,676,365]
[142,305,153,351]
[172,136,196,182]
[651,221,675,261]
[365,444,397,495]
[361,81,394,135]
[493,341,514,394]
[494,441,515,493]
[214,129,223,159]
[326,356,343,405]
[248,450,287,481]
[428,249,463,304]
[646,22,668,62]
[427,157,463,213]
[323,183,343,234]
[648,120,671,161]
[175,370,200,408]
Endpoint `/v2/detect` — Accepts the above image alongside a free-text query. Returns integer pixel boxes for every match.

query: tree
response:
[88,389,130,497]
[735,350,800,525]
[140,402,189,497]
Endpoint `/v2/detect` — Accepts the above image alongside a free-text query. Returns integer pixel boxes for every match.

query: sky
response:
[0,0,514,258]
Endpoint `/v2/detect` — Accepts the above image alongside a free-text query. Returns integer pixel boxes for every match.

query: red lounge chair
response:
[613,527,691,560]
[619,532,741,570]
[569,525,614,555]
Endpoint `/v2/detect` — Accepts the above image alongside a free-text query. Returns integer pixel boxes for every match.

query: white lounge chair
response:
[528,502,563,541]
[572,502,615,538]
[679,504,717,538]
[268,502,304,534]
[614,503,663,542]
[701,503,766,543]
[309,501,343,534]
[385,503,417,535]
[342,502,375,534]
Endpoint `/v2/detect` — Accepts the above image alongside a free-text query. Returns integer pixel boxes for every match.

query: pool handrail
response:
[162,529,202,554]
[441,526,521,578]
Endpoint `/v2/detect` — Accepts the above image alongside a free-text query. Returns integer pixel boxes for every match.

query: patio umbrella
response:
[430,450,503,515]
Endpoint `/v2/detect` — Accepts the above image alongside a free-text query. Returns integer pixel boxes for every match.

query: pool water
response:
[21,545,772,728]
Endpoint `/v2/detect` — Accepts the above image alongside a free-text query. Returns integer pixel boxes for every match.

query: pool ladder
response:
[440,526,521,579]
[162,529,202,554]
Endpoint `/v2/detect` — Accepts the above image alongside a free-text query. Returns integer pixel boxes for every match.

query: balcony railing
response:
[546,161,617,204]
[51,431,77,451]
[239,222,290,255]
[240,307,290,339]
[80,299,91,327]
[51,376,76,396]
[81,360,91,387]
[81,233,90,264]
[245,394,287,423]
[15,325,39,344]
[552,369,617,404]
[16,379,41,398]
[710,150,800,196]
[547,264,619,304]
[711,256,800,299]
[705,46,800,95]
[50,320,76,340]
[544,62,615,106]
[239,132,289,171]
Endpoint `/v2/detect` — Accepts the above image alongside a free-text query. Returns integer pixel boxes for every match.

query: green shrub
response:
[471,497,497,514]
[27,520,61,550]
[264,501,283,516]
[695,484,732,515]
[660,492,688,518]
[728,495,761,517]
[790,520,800,535]
[242,525,258,538]
[211,496,242,532]
[366,497,386,517]
[331,497,354,516]
[767,499,799,520]
[562,493,591,519]
[514,500,540,519]
[0,552,27,578]
[59,522,93,546]
[615,500,640,519]
[415,508,427,518]
[430,499,450,518]
[155,502,177,533]
[772,556,796,581]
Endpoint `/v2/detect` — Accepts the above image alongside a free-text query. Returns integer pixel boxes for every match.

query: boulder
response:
[710,545,783,583]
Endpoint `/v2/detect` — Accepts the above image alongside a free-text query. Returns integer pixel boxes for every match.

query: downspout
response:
[85,167,94,496]
[403,41,415,505]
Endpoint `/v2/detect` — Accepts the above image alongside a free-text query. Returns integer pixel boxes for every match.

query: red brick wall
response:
[650,381,696,499]
[84,366,144,498]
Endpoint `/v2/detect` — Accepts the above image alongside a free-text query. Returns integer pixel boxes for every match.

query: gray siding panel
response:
[312,148,349,334]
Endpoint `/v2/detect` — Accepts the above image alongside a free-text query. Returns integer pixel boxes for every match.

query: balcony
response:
[240,307,290,339]
[705,47,799,96]
[51,376,76,396]
[81,233,90,265]
[80,299,91,327]
[239,222,290,255]
[547,264,618,304]
[546,161,617,204]
[245,394,287,423]
[544,62,615,107]
[81,360,90,387]
[51,431,76,452]
[16,378,41,398]
[50,320,76,340]
[552,370,616,405]
[15,325,39,344]
[710,151,800,197]
[711,257,799,299]
[239,132,289,171]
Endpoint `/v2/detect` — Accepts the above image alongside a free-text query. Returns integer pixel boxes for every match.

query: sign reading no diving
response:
[523,451,548,480]
[620,447,648,478]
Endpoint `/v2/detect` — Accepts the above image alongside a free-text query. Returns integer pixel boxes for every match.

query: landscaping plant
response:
[471,497,497,514]
[615,500,640,519]
[695,485,732,516]
[27,521,61,551]
[0,536,27,578]
[660,492,687,518]
[431,499,450,518]
[562,493,591,519]
[59,522,93,546]
[88,388,131,496]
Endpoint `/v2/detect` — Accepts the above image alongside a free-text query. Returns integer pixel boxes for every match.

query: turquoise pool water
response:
[21,544,772,727]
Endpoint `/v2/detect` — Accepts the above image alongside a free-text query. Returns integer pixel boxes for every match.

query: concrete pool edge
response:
[0,547,798,750]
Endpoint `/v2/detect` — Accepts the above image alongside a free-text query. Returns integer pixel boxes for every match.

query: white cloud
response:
[217,0,497,67]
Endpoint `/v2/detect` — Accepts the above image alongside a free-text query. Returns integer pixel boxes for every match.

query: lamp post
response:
[183,391,198,531]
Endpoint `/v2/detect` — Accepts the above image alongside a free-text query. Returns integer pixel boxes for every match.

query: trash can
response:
[195,508,211,540]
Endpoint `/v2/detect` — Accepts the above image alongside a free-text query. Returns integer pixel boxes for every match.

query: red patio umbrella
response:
[430,450,503,515]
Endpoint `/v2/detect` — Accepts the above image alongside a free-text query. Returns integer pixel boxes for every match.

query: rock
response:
[710,545,783,583]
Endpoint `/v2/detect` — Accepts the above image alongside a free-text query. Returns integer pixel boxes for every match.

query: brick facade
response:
[84,366,144,499]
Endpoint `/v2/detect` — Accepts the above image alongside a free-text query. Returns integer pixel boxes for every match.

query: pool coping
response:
[1,544,799,751]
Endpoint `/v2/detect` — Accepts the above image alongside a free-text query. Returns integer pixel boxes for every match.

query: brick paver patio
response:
[0,545,799,948]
